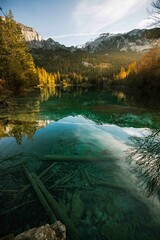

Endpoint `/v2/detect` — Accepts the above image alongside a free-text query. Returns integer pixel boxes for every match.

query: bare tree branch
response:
[127,129,160,199]
[150,0,160,26]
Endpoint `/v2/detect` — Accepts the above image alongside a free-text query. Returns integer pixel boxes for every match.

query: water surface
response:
[0,87,160,239]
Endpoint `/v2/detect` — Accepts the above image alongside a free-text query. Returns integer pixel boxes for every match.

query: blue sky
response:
[0,0,153,46]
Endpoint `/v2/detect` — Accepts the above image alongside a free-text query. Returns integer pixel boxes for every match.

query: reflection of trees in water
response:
[40,86,56,102]
[113,91,126,102]
[127,129,160,199]
[40,86,160,111]
[110,87,160,110]
[9,121,38,144]
[40,86,90,101]
[0,120,51,144]
[123,88,160,110]
[0,92,44,143]
[40,86,127,103]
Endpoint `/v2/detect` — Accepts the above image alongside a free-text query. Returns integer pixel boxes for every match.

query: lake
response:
[0,87,160,239]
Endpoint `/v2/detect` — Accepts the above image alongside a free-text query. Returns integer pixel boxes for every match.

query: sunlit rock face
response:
[19,23,45,48]
[19,23,68,50]
[20,24,43,42]
[1,17,44,48]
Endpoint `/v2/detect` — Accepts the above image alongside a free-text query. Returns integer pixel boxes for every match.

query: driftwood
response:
[44,155,113,162]
[39,163,57,178]
[54,185,92,190]
[0,200,35,216]
[87,173,129,192]
[32,173,79,240]
[79,167,128,192]
[0,153,23,164]
[24,167,56,223]
[9,163,58,202]
[49,168,80,190]
[0,189,19,193]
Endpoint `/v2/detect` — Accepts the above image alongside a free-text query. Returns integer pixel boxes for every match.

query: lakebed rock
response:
[0,222,66,240]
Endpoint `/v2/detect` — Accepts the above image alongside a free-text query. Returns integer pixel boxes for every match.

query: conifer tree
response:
[0,11,37,91]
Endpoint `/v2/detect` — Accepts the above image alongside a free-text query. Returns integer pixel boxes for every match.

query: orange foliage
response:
[115,61,137,80]
[138,48,160,73]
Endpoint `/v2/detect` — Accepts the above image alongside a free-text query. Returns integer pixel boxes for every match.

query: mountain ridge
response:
[18,21,160,53]
[1,16,159,53]
[81,28,160,53]
[19,22,72,51]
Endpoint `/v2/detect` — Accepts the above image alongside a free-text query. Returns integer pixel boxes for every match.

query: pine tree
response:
[0,11,37,92]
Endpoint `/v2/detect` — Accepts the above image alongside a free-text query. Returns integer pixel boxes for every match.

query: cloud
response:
[52,32,99,39]
[73,0,149,33]
[137,18,150,29]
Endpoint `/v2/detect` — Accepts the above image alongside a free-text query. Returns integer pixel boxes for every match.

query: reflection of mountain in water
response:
[39,87,157,127]
[0,93,160,239]
[0,87,159,143]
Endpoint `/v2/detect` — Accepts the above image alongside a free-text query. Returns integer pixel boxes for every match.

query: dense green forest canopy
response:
[31,44,160,88]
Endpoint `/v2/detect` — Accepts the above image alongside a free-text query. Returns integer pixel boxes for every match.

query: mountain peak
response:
[19,22,43,42]
[18,20,160,54]
[127,29,145,37]
[18,23,70,51]
[99,33,110,37]
[83,28,160,53]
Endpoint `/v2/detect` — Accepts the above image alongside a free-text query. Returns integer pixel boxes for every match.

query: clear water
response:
[0,87,160,239]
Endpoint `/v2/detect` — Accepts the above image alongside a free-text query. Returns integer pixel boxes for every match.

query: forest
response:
[0,10,160,93]
[0,2,160,240]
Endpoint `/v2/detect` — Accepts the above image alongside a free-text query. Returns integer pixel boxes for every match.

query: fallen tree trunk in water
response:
[31,172,79,240]
[44,154,114,162]
[24,167,57,223]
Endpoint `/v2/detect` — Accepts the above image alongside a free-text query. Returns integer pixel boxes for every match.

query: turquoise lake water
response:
[0,87,160,239]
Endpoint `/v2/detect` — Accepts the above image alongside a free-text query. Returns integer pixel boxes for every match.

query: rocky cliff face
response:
[20,23,43,42]
[19,23,45,48]
[19,23,69,51]
[19,21,160,53]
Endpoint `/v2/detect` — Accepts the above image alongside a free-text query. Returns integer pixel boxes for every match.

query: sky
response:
[0,0,154,46]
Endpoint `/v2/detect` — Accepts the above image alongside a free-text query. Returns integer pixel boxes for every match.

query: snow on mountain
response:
[19,20,160,54]
[82,28,160,53]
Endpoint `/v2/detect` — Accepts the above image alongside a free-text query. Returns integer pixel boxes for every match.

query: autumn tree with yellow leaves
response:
[37,67,56,87]
[115,61,137,80]
[136,47,160,87]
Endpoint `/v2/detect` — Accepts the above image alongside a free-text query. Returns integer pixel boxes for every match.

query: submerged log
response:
[39,162,57,178]
[24,167,56,223]
[0,200,35,216]
[32,173,79,240]
[49,168,80,190]
[44,154,113,162]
